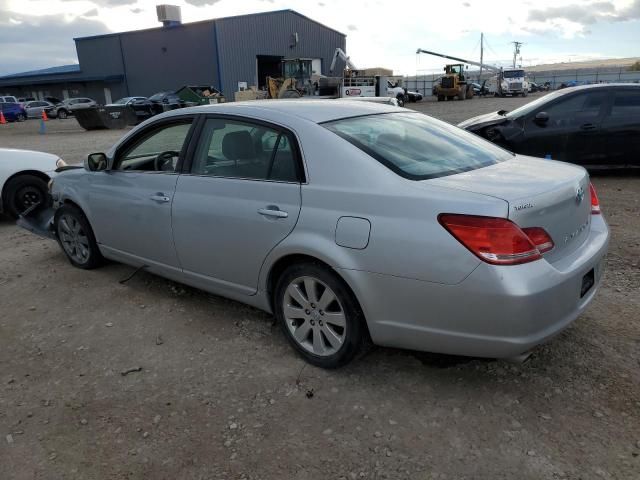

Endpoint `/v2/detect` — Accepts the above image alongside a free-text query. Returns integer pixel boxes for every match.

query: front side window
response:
[324,112,512,180]
[537,91,607,128]
[114,120,193,172]
[191,118,299,182]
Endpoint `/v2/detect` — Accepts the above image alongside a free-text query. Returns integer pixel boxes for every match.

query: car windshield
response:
[505,90,568,118]
[503,70,524,78]
[324,112,513,180]
[149,92,171,101]
[112,98,131,104]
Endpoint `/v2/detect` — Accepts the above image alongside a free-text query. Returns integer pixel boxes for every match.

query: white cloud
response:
[1,0,638,76]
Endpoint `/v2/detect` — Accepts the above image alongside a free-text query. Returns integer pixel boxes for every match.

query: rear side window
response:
[324,112,512,180]
[191,118,300,182]
[610,90,640,118]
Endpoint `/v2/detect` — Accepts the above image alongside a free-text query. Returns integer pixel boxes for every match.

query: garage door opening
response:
[257,55,283,89]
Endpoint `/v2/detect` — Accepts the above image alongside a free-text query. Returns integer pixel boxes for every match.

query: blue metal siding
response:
[119,22,220,97]
[75,36,125,78]
[215,10,346,99]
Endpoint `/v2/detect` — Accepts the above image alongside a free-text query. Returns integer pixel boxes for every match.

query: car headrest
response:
[222,130,255,160]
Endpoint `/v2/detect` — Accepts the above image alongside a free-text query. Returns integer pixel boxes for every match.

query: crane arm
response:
[329,48,357,74]
[416,48,501,73]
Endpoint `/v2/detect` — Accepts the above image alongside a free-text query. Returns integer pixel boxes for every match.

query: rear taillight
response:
[438,214,554,266]
[589,182,600,215]
[522,227,554,254]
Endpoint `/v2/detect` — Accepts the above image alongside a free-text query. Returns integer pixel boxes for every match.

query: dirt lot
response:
[1,96,639,480]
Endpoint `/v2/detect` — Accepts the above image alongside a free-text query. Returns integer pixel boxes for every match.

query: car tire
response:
[437,95,445,102]
[17,113,26,122]
[57,109,68,119]
[274,262,365,368]
[2,174,48,219]
[396,94,405,107]
[54,204,103,270]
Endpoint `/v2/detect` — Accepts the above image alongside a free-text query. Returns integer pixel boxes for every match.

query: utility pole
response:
[479,32,484,82]
[512,41,523,68]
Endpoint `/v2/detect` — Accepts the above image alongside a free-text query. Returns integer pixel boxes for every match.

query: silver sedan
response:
[21,100,609,368]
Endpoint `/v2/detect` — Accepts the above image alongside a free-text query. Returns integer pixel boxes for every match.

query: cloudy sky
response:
[1,0,639,77]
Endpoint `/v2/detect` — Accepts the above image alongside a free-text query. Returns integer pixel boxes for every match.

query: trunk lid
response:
[428,155,592,263]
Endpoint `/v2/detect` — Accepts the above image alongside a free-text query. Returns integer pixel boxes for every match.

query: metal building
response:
[0,9,346,103]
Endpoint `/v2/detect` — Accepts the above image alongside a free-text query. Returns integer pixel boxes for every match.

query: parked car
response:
[406,90,423,102]
[0,102,27,122]
[148,91,186,114]
[107,96,148,107]
[0,95,19,103]
[44,96,62,105]
[106,96,155,121]
[54,97,98,119]
[19,100,609,368]
[459,84,640,168]
[0,148,66,218]
[23,100,57,119]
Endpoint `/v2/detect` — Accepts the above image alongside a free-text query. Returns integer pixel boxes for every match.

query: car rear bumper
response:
[340,215,609,358]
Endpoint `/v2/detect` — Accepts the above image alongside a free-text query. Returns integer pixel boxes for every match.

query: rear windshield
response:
[324,112,512,180]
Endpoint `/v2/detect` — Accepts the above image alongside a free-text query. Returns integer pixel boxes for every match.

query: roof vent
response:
[157,4,182,27]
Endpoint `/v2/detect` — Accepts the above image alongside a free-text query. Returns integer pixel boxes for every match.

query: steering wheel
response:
[154,151,180,171]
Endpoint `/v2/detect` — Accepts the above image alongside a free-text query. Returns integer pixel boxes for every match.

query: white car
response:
[0,148,66,218]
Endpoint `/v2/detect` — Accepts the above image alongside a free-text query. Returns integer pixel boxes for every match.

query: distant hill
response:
[526,57,640,72]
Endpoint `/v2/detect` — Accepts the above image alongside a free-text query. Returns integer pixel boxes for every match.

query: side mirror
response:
[534,111,549,125]
[85,152,108,171]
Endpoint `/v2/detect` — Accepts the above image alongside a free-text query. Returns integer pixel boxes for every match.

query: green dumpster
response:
[176,85,225,105]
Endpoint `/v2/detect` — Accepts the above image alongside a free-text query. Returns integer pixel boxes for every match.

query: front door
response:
[172,116,303,295]
[521,90,608,164]
[86,118,195,270]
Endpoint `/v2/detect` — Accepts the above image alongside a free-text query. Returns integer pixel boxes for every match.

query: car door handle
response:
[149,194,171,203]
[258,207,288,218]
[580,123,596,130]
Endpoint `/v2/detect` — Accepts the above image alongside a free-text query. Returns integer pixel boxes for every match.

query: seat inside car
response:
[220,130,267,179]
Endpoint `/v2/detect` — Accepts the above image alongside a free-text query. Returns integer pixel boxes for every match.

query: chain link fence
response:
[403,68,640,96]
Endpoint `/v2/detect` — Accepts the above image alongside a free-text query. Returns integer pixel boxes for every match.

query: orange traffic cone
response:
[0,111,6,124]
[41,110,48,121]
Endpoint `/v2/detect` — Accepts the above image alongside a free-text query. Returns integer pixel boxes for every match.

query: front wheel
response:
[2,174,48,218]
[396,94,405,107]
[54,205,103,269]
[57,109,68,119]
[16,113,26,122]
[274,262,365,368]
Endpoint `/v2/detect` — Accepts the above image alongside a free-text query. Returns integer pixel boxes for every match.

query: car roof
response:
[558,83,640,92]
[166,99,406,124]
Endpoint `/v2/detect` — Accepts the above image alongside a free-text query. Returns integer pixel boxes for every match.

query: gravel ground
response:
[1,96,639,480]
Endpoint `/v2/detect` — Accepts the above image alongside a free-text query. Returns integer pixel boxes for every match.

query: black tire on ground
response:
[54,204,104,270]
[274,262,366,368]
[57,109,68,119]
[396,94,405,107]
[2,174,48,219]
[437,95,445,102]
[17,113,26,122]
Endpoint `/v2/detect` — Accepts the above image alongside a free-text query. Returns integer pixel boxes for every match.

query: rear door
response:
[521,90,608,164]
[600,88,640,167]
[171,115,303,296]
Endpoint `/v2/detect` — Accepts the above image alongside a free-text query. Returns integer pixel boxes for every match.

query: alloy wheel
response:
[58,214,91,264]
[283,276,347,356]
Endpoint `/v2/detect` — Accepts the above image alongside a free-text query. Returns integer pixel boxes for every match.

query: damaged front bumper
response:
[17,207,57,240]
